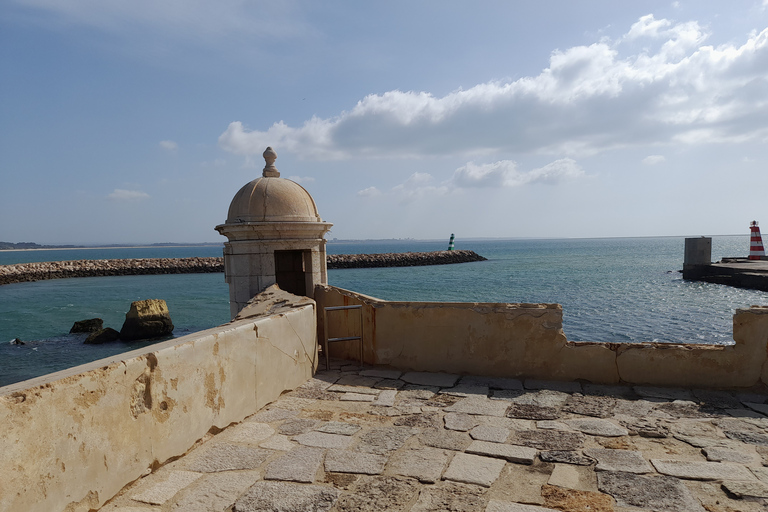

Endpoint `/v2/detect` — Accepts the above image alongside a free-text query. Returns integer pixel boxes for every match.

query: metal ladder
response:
[323,304,363,370]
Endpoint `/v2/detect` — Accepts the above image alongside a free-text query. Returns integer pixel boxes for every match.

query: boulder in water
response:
[70,318,104,333]
[10,338,24,345]
[84,328,120,344]
[119,299,174,341]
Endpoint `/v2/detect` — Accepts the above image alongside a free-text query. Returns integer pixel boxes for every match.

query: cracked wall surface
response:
[0,288,317,512]
[315,285,768,389]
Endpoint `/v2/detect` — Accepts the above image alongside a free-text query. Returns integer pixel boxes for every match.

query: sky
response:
[2,1,768,244]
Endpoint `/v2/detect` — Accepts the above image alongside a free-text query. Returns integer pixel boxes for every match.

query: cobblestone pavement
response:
[101,360,768,511]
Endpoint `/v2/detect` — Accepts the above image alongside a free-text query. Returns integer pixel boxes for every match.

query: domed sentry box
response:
[215,147,333,318]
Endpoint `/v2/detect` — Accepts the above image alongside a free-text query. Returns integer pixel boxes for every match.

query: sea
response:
[1,236,766,388]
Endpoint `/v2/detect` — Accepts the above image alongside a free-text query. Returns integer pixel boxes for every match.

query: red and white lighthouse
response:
[749,221,765,260]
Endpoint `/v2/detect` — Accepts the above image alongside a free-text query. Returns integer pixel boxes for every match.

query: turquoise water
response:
[1,236,766,387]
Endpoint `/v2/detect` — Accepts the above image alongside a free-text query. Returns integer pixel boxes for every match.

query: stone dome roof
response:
[225,147,323,224]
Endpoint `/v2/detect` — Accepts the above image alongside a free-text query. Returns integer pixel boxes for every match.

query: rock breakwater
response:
[0,250,487,285]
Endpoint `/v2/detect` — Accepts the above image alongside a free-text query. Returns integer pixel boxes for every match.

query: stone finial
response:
[263,147,280,178]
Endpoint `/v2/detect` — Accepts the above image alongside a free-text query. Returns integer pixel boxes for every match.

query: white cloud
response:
[108,189,150,201]
[642,155,666,165]
[287,175,315,184]
[219,16,768,161]
[159,140,178,151]
[357,186,381,197]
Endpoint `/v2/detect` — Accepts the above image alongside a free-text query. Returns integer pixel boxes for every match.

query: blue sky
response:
[2,1,768,244]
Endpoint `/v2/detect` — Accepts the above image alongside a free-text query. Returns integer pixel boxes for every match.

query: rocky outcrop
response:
[119,299,174,341]
[326,250,487,269]
[84,328,120,344]
[70,318,103,333]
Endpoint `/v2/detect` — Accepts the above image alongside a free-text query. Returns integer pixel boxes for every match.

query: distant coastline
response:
[0,242,223,252]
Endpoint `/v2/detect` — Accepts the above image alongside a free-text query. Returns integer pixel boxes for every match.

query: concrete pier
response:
[682,237,768,291]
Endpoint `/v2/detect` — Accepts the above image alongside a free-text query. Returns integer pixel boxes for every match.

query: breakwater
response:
[0,250,486,285]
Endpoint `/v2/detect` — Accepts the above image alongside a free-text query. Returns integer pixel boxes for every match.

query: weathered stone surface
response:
[618,417,670,438]
[460,375,523,390]
[373,389,397,406]
[374,378,405,390]
[398,385,439,400]
[132,471,202,505]
[186,444,272,473]
[470,425,510,443]
[287,387,340,401]
[703,446,762,465]
[250,408,299,423]
[506,404,559,421]
[233,481,339,512]
[443,452,506,487]
[84,327,120,344]
[541,484,615,512]
[672,419,721,438]
[597,471,705,512]
[444,412,481,432]
[613,398,661,418]
[264,446,324,483]
[358,427,416,454]
[524,380,582,393]
[634,386,695,401]
[673,434,729,449]
[513,430,586,451]
[466,440,536,464]
[446,396,510,417]
[539,451,595,466]
[324,450,388,475]
[316,422,361,436]
[562,395,616,418]
[336,374,382,387]
[722,480,768,498]
[410,481,487,512]
[440,384,490,397]
[535,420,570,431]
[724,430,768,446]
[70,318,103,333]
[299,373,339,390]
[278,418,322,436]
[565,418,628,437]
[119,299,174,341]
[360,369,402,380]
[169,472,258,512]
[294,431,354,449]
[328,384,381,395]
[651,459,756,481]
[259,434,295,451]
[655,400,709,419]
[219,422,274,444]
[333,476,420,512]
[402,371,460,388]
[386,447,450,483]
[584,449,653,474]
[582,383,637,399]
[511,390,570,408]
[485,501,559,512]
[692,389,742,410]
[340,392,377,402]
[267,397,317,411]
[490,389,525,401]
[420,428,472,451]
[393,412,441,429]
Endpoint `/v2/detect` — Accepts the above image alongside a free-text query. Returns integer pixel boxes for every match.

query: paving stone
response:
[541,485,615,512]
[278,418,322,436]
[752,466,768,483]
[634,386,695,401]
[485,501,559,512]
[536,420,570,430]
[466,440,536,464]
[287,387,341,401]
[218,422,274,444]
[299,373,339,390]
[584,449,653,473]
[562,395,616,418]
[233,481,339,512]
[340,392,377,402]
[722,479,768,498]
[373,389,397,406]
[334,475,420,512]
[369,405,421,417]
[401,371,460,388]
[132,470,203,505]
[393,411,442,428]
[546,464,583,490]
[481,417,533,430]
[316,421,361,436]
[443,452,506,487]
[470,425,510,443]
[460,375,523,390]
[373,378,405,390]
[724,430,768,446]
[360,369,402,379]
[386,447,450,483]
[398,385,439,400]
[582,383,637,399]
[324,449,388,475]
[490,389,525,401]
[511,390,570,408]
[250,408,299,423]
[259,434,295,451]
[263,446,324,483]
[336,374,382,387]
[756,447,768,466]
[423,393,462,408]
[419,428,473,451]
[522,380,579,393]
[270,397,317,410]
[565,418,628,437]
[506,404,560,420]
[597,471,705,512]
[513,430,586,451]
[613,398,661,418]
[444,412,481,431]
[655,400,710,418]
[673,419,721,438]
[736,392,768,404]
[410,481,487,511]
[186,444,272,473]
[692,389,742,409]
[440,384,490,397]
[617,416,670,438]
[169,472,258,512]
[727,408,768,419]
[703,445,762,465]
[673,434,730,449]
[328,384,381,395]
[358,426,417,454]
[294,431,354,449]
[539,450,595,466]
[445,396,511,417]
[651,459,756,481]
[744,402,768,416]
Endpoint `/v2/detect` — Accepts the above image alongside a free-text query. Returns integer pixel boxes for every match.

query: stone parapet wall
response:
[0,289,318,512]
[327,249,486,268]
[315,285,768,389]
